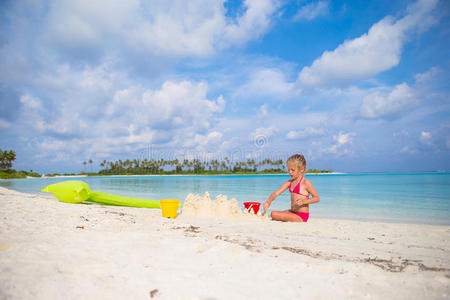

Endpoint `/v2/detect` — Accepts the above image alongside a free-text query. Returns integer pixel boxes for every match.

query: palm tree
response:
[142,159,149,172]
[123,159,130,169]
[176,161,183,173]
[276,159,284,171]
[247,159,256,172]
[0,149,16,170]
[172,159,179,173]
[134,158,142,171]
[88,159,93,172]
[8,150,16,168]
[224,157,230,170]
[100,160,106,169]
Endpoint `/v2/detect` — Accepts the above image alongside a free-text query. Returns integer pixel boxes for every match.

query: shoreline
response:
[0,186,449,299]
[18,171,450,180]
[15,173,339,179]
[7,171,450,180]
[38,175,88,178]
[1,176,448,227]
[50,172,344,178]
[6,173,342,180]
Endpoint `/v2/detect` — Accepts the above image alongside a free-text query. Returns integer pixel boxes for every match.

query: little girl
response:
[263,154,320,222]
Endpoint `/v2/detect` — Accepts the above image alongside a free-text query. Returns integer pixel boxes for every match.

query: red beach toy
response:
[244,202,261,214]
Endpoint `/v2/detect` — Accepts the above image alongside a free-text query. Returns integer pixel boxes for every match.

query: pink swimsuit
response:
[288,176,308,197]
[289,176,310,222]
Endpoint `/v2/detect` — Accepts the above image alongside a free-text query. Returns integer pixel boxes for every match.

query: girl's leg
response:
[271,210,303,222]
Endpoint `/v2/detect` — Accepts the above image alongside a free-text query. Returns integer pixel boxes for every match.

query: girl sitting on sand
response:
[263,154,320,222]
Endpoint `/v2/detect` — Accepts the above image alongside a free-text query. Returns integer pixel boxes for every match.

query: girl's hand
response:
[295,198,303,206]
[263,201,270,211]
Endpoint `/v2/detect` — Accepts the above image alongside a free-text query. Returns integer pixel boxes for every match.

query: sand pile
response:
[181,192,268,219]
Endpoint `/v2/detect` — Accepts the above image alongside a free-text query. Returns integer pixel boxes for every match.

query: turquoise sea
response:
[1,173,449,225]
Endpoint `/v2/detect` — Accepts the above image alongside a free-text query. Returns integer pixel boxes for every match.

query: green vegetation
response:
[0,149,16,171]
[0,149,38,179]
[0,148,333,179]
[97,158,332,175]
[0,169,41,179]
[44,173,84,177]
[308,169,334,174]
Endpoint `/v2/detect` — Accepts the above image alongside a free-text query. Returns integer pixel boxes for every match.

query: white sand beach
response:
[0,186,449,299]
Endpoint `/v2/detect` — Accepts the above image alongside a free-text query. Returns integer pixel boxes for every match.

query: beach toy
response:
[41,180,91,203]
[89,191,161,208]
[42,180,182,209]
[159,199,180,218]
[243,202,261,214]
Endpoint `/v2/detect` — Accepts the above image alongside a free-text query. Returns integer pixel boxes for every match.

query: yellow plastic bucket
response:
[159,199,180,218]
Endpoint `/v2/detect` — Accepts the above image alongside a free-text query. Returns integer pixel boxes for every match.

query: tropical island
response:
[0,149,333,179]
[95,157,333,176]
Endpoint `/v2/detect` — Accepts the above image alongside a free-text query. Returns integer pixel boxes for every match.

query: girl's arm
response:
[263,181,290,210]
[300,180,320,205]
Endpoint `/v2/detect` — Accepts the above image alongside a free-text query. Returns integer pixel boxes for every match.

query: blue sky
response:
[1,0,449,173]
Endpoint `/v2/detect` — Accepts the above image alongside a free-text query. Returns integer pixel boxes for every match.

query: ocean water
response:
[1,173,449,225]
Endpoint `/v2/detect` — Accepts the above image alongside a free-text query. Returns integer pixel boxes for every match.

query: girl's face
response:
[287,161,304,179]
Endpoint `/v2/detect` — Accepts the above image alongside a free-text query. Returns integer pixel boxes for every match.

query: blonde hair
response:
[287,154,307,170]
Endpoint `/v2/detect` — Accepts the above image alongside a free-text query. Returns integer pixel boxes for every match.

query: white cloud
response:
[39,138,70,152]
[20,94,43,110]
[297,0,438,87]
[420,131,432,144]
[414,66,441,85]
[17,62,121,138]
[293,1,329,21]
[43,0,139,53]
[323,131,355,154]
[399,130,439,154]
[186,131,223,149]
[34,140,76,162]
[43,0,281,57]
[105,80,225,145]
[258,104,269,118]
[405,0,440,33]
[335,131,354,145]
[400,146,418,154]
[394,130,409,137]
[286,127,325,140]
[250,126,278,147]
[0,119,11,130]
[359,83,418,119]
[236,68,298,100]
[19,94,51,134]
[36,61,120,96]
[18,79,226,162]
[222,0,282,46]
[252,126,278,138]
